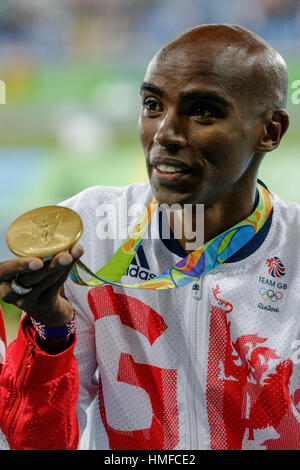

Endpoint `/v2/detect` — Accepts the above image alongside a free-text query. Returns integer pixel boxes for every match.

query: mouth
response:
[151,159,194,182]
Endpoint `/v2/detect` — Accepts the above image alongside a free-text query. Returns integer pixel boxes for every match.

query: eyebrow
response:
[140,82,230,108]
[179,90,230,108]
[140,81,164,97]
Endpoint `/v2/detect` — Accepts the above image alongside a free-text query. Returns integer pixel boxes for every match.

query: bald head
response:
[155,24,289,114]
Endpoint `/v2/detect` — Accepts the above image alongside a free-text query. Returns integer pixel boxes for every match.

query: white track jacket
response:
[61,182,300,450]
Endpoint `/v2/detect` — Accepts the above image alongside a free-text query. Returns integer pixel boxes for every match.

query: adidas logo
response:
[125,245,156,281]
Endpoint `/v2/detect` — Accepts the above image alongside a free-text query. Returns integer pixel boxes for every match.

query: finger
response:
[35,268,74,307]
[70,244,84,259]
[16,253,78,305]
[0,280,34,305]
[47,244,84,270]
[15,267,74,313]
[17,248,81,288]
[31,260,76,299]
[1,261,70,307]
[0,258,44,283]
[0,281,18,304]
[48,251,74,269]
[0,247,83,310]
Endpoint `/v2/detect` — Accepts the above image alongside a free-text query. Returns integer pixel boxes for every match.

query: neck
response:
[170,179,258,254]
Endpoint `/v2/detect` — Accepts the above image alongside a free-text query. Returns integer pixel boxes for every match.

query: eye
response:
[143,97,163,113]
[191,102,220,119]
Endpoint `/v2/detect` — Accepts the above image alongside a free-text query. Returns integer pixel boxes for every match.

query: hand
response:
[0,244,84,327]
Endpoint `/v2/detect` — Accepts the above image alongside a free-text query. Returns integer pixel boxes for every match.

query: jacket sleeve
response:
[0,306,10,450]
[0,305,6,368]
[0,313,79,450]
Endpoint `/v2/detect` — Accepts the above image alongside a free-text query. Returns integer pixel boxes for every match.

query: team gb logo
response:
[266,257,285,278]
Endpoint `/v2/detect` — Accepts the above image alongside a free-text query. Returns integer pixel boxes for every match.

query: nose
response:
[153,112,187,150]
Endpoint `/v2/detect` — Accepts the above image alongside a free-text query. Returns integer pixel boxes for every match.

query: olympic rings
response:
[259,287,283,302]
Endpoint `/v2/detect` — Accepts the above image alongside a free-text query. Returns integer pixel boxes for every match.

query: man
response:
[0,24,299,450]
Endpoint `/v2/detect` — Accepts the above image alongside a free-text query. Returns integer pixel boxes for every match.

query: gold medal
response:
[6,206,83,260]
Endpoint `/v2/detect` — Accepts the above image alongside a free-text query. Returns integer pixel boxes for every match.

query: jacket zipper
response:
[6,344,35,441]
[188,277,203,449]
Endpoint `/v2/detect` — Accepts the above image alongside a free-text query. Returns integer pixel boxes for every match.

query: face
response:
[138,41,264,207]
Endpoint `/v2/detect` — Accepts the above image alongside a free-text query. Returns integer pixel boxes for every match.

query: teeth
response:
[157,164,182,173]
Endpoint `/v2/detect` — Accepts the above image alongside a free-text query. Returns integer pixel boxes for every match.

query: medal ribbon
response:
[70,182,272,290]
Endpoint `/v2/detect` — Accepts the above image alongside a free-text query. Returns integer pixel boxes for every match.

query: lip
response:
[150,157,193,172]
[153,166,189,181]
[150,157,196,183]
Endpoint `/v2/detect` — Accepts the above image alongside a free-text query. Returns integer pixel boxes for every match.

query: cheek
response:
[138,115,153,152]
[196,126,250,171]
[137,114,144,142]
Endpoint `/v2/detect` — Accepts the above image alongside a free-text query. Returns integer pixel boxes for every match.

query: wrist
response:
[30,310,77,341]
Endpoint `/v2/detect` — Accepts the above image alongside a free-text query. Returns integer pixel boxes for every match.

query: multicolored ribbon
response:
[70,182,272,290]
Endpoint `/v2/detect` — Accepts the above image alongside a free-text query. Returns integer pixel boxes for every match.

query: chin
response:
[148,171,203,207]
[151,186,196,208]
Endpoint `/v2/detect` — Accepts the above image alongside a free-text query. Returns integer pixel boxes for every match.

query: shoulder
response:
[59,182,152,214]
[272,191,300,226]
[58,182,153,249]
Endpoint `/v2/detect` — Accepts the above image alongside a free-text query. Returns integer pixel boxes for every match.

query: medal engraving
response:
[28,213,62,247]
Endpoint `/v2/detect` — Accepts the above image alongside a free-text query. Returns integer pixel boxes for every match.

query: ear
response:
[255,109,289,153]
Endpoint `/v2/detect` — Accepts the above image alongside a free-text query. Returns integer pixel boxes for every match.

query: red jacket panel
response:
[0,313,79,450]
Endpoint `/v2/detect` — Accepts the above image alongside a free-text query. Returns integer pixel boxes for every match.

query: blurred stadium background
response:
[1,0,300,342]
